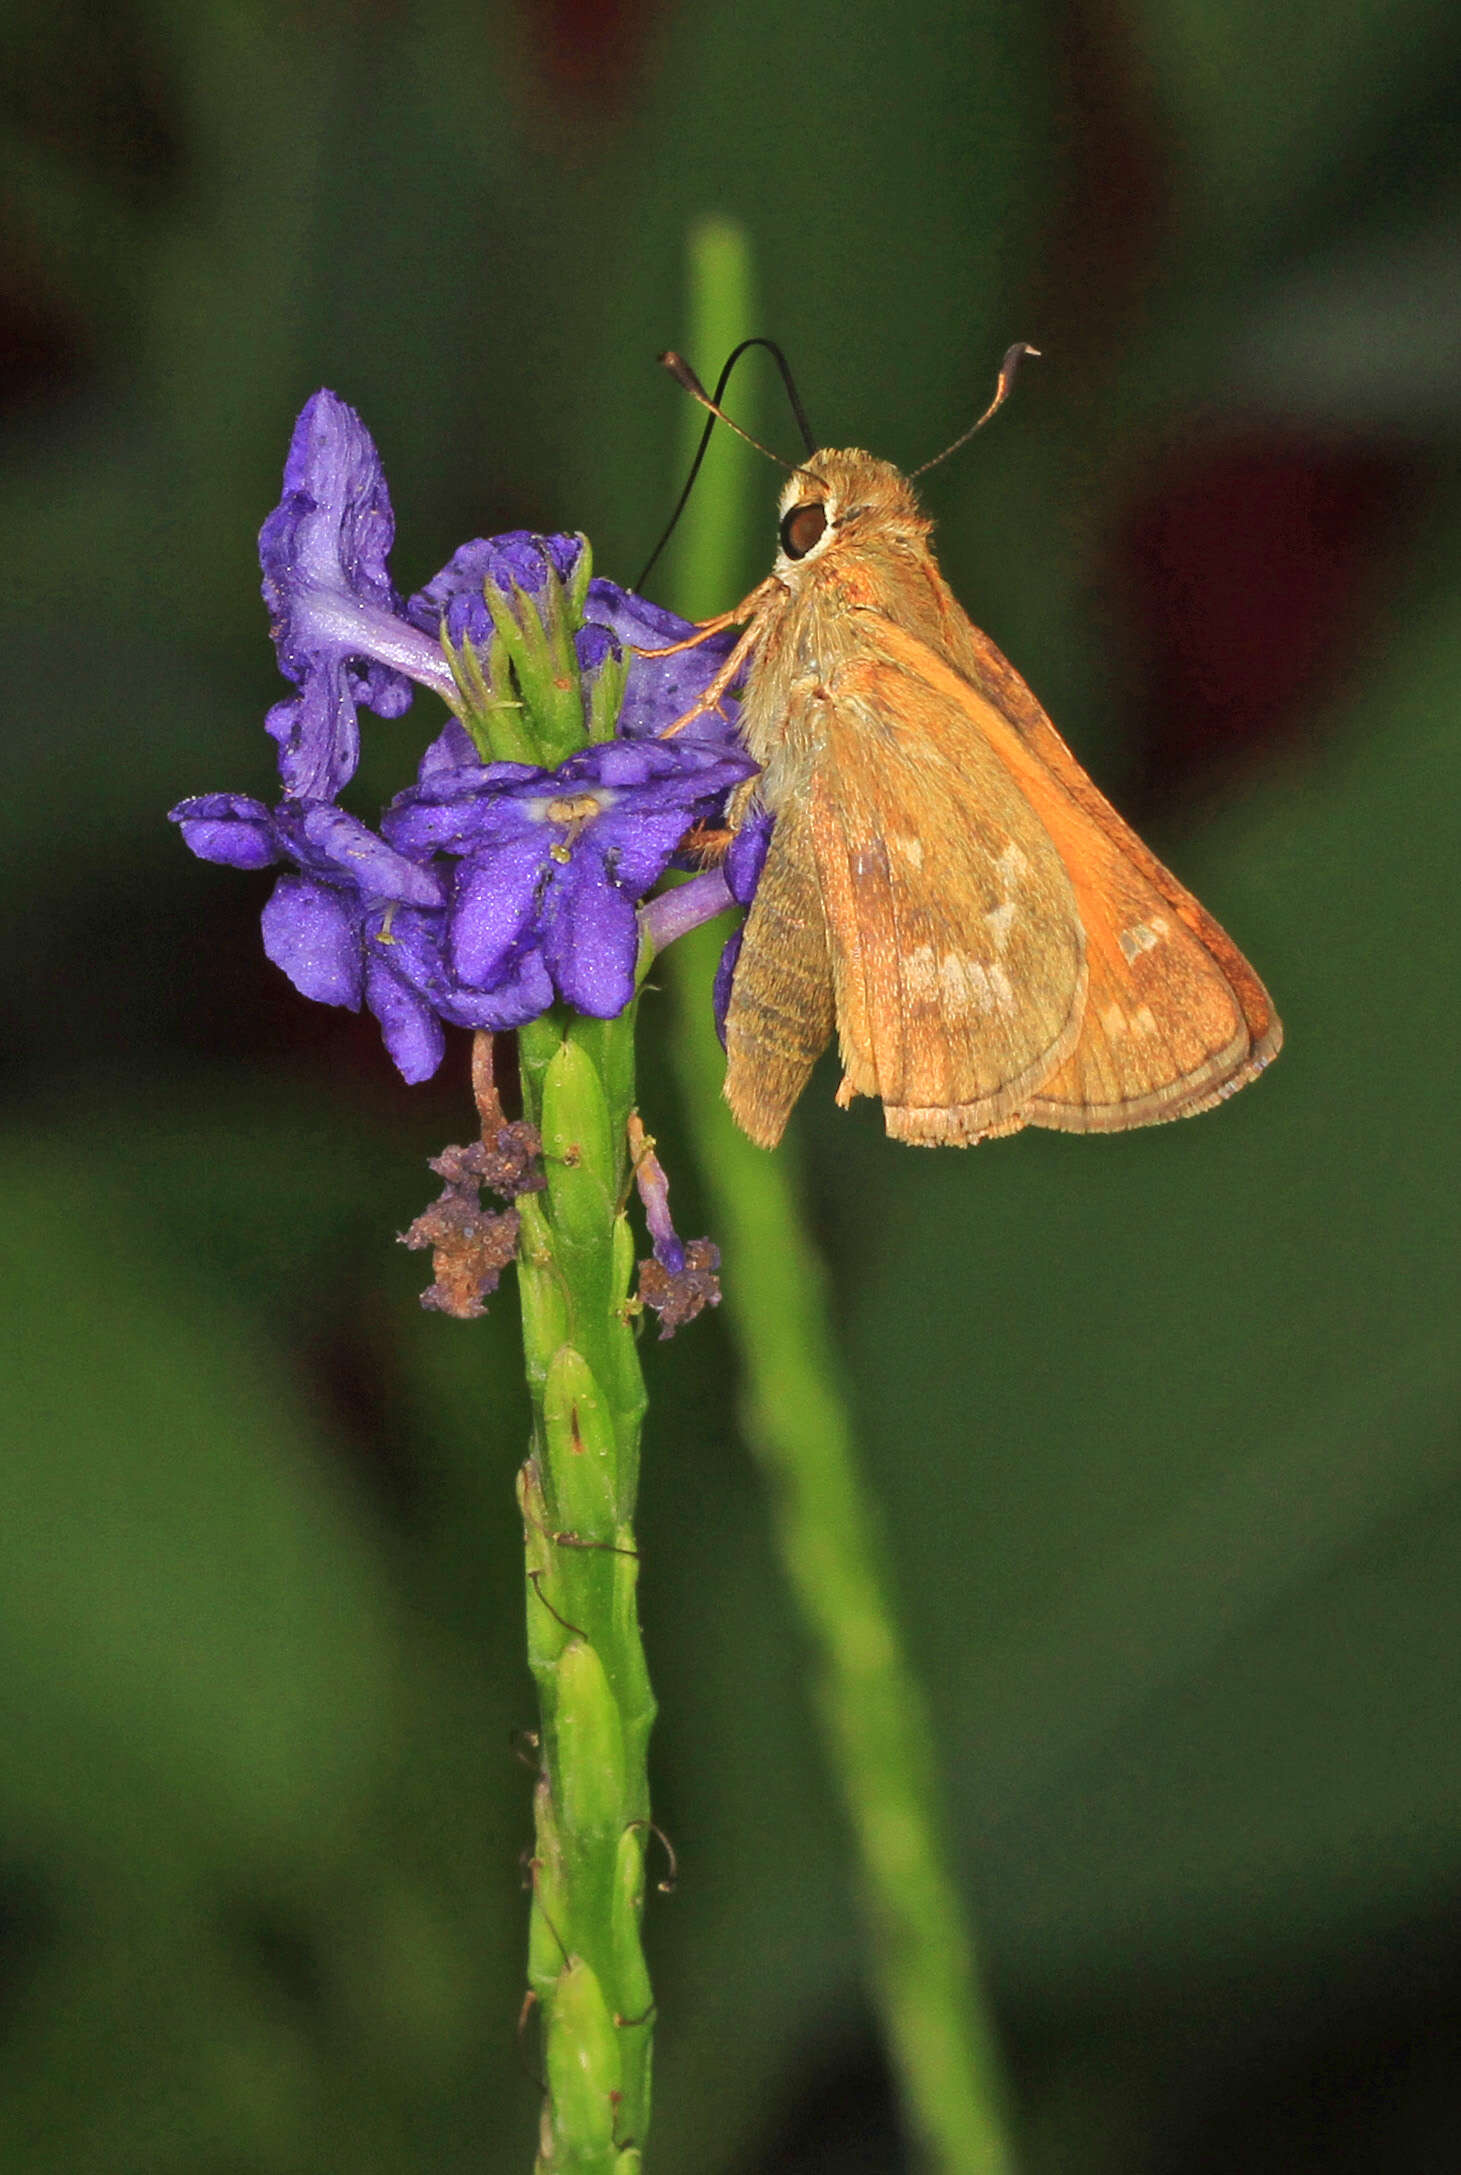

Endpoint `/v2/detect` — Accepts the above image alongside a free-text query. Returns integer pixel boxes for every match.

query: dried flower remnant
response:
[465,1030,548,1200]
[638,1240,722,1339]
[401,1190,521,1321]
[401,1034,547,1317]
[628,1113,722,1338]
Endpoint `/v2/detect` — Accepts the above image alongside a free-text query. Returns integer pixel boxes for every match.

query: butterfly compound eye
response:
[779,501,828,559]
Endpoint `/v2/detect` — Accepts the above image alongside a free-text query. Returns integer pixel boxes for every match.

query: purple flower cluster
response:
[172,391,758,1080]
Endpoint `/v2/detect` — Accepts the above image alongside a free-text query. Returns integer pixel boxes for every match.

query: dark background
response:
[3,2,1460,2169]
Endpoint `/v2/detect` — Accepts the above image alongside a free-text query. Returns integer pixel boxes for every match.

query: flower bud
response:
[544,1957,621,2157]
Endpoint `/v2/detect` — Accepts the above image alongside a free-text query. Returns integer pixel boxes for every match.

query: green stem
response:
[516,1006,655,2174]
[664,218,1017,2175]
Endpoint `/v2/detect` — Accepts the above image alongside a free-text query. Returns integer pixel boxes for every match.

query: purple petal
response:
[544,868,640,1018]
[581,581,705,652]
[263,687,352,804]
[575,737,666,788]
[634,1141,685,1275]
[384,765,543,856]
[259,392,411,797]
[170,793,280,870]
[418,717,481,779]
[575,623,619,677]
[261,391,399,649]
[380,904,554,1031]
[449,837,552,987]
[595,802,710,897]
[407,540,498,647]
[363,952,446,1083]
[540,533,586,585]
[598,754,754,823]
[726,805,773,904]
[261,875,364,1007]
[258,391,454,799]
[484,530,582,595]
[286,803,447,907]
[556,732,754,806]
[435,947,555,1029]
[408,532,586,634]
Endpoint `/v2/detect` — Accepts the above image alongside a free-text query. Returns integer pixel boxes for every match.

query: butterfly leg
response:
[630,575,784,661]
[630,609,743,658]
[679,820,734,864]
[659,616,768,740]
[672,772,758,872]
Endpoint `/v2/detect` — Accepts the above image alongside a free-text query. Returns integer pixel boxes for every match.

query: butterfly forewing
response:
[806,643,1087,1143]
[862,613,1282,1130]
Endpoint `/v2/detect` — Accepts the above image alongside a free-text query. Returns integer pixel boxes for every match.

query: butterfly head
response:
[773,450,931,584]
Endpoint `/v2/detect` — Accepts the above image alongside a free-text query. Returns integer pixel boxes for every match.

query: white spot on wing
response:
[940,955,971,1011]
[1118,921,1163,963]
[939,954,1015,1016]
[890,833,925,868]
[984,901,1017,952]
[904,944,939,998]
[996,841,1030,887]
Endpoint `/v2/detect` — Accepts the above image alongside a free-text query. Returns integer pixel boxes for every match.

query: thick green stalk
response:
[664,219,1017,2175]
[516,1007,655,2175]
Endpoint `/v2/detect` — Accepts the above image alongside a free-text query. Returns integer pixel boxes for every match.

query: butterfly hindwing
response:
[722,788,836,1150]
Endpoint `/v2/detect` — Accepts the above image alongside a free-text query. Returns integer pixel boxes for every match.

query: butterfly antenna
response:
[636,338,818,591]
[910,341,1041,480]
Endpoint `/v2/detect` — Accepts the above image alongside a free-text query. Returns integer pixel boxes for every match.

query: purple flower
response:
[176,388,769,1082]
[384,735,756,1020]
[408,531,587,652]
[407,541,746,762]
[407,532,623,762]
[260,391,457,800]
[404,540,744,745]
[256,389,749,803]
[170,791,551,1081]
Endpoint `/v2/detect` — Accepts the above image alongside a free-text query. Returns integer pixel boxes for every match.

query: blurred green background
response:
[3,1,1459,2168]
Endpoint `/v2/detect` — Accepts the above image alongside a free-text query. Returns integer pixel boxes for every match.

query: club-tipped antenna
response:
[909,341,1041,480]
[636,338,818,591]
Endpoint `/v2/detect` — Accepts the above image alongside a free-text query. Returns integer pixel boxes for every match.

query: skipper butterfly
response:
[657,347,1281,1148]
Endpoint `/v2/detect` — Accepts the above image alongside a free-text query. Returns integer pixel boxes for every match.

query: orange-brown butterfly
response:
[656,343,1281,1149]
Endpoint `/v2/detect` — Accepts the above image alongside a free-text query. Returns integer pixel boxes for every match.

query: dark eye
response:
[779,501,828,559]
